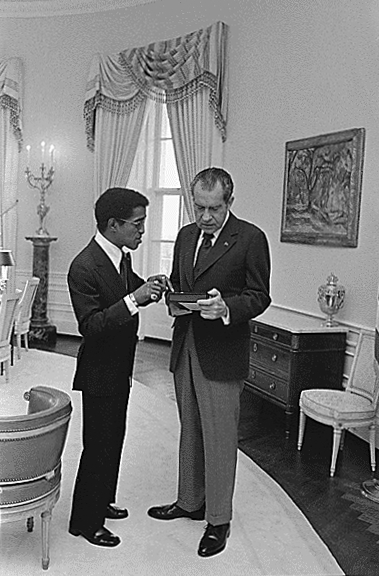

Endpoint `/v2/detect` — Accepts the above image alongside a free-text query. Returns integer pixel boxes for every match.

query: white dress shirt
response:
[95,231,138,315]
[194,211,230,324]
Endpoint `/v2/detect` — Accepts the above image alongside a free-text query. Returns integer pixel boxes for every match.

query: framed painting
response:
[280,127,365,247]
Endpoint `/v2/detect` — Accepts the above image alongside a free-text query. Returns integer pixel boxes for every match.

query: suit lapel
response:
[89,239,126,298]
[193,214,239,281]
[184,226,201,289]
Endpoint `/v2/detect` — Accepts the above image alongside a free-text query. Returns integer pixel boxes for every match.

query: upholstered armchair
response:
[0,386,72,570]
[297,331,379,477]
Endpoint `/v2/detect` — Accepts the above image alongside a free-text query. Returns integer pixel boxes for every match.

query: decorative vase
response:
[317,273,345,327]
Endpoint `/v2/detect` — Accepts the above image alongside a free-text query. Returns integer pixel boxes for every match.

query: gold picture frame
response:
[280,127,365,247]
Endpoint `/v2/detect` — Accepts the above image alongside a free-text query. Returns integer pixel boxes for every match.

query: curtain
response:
[84,21,228,212]
[167,87,224,221]
[94,98,148,195]
[0,58,23,290]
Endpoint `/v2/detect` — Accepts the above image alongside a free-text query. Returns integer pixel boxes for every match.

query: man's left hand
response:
[197,288,228,320]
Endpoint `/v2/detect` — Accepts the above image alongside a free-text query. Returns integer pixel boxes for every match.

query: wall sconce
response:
[25,141,55,236]
[0,249,15,295]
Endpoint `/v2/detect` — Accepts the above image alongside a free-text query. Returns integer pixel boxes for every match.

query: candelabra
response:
[25,142,55,237]
[24,142,57,345]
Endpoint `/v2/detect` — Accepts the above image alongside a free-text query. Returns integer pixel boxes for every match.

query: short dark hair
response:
[95,187,149,233]
[190,167,234,203]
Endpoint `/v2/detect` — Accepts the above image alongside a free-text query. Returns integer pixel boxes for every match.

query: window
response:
[128,102,185,278]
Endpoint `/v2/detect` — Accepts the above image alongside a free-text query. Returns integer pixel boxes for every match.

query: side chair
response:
[0,291,20,383]
[14,276,40,360]
[297,331,378,477]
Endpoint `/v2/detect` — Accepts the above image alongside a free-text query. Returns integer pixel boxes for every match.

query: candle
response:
[49,145,55,168]
[26,145,31,169]
[40,141,45,165]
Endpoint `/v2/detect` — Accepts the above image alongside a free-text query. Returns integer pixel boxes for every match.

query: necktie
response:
[194,233,214,275]
[120,252,131,291]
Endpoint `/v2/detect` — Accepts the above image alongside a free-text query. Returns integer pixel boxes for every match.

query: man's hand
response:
[133,276,166,305]
[197,288,228,320]
[147,274,171,294]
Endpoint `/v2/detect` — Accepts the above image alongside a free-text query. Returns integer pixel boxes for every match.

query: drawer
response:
[250,339,290,379]
[246,368,289,404]
[250,322,292,347]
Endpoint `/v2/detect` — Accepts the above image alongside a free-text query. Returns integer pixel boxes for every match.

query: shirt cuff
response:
[124,294,139,315]
[221,305,230,325]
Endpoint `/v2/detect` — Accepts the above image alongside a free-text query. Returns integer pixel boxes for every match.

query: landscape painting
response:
[280,128,365,247]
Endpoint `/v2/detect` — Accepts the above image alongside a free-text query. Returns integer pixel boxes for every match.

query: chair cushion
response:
[300,389,376,422]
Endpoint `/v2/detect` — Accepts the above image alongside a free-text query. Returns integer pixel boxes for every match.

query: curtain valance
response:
[0,58,23,150]
[84,21,228,150]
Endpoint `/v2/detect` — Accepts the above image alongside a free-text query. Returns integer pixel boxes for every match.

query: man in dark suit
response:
[68,187,166,548]
[148,168,271,557]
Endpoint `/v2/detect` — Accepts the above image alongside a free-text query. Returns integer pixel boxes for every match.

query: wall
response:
[0,0,378,333]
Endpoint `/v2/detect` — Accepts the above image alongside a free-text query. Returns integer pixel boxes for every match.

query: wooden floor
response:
[34,334,379,576]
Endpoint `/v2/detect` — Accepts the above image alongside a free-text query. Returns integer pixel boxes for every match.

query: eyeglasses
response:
[117,218,145,231]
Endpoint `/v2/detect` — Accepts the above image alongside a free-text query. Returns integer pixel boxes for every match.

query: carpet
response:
[0,350,344,576]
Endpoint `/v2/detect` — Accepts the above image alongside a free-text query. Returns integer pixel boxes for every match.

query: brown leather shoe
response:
[198,523,230,557]
[147,502,205,521]
[105,504,129,519]
[69,525,121,547]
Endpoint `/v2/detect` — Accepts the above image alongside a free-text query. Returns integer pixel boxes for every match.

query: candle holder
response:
[25,143,55,237]
[317,273,345,327]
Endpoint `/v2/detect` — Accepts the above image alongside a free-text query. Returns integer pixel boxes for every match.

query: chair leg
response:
[369,423,376,472]
[25,333,29,352]
[297,408,306,450]
[41,509,52,570]
[16,334,21,360]
[4,360,10,384]
[340,429,346,451]
[330,428,343,477]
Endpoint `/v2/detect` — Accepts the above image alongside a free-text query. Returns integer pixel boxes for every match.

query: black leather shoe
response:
[147,502,205,521]
[69,526,121,547]
[105,504,129,519]
[198,523,230,557]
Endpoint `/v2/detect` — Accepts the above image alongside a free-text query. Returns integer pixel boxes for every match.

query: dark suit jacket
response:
[68,238,144,396]
[169,212,271,381]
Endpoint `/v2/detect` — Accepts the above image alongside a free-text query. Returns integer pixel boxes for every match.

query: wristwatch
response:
[129,292,139,308]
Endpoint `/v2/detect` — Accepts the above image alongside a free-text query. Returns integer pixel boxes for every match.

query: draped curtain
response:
[84,21,228,219]
[0,58,23,290]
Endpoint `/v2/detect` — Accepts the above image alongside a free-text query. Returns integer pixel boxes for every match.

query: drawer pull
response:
[271,354,278,362]
[272,333,279,341]
[250,370,256,379]
[269,382,276,391]
[253,343,258,352]
[253,325,258,333]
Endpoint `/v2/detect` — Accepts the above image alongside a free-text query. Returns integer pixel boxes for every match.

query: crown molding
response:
[0,0,157,18]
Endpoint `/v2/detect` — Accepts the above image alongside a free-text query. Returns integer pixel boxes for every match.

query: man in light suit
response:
[148,167,271,557]
[68,187,166,548]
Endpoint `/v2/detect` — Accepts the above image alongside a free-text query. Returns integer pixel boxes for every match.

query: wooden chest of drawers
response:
[245,308,347,437]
